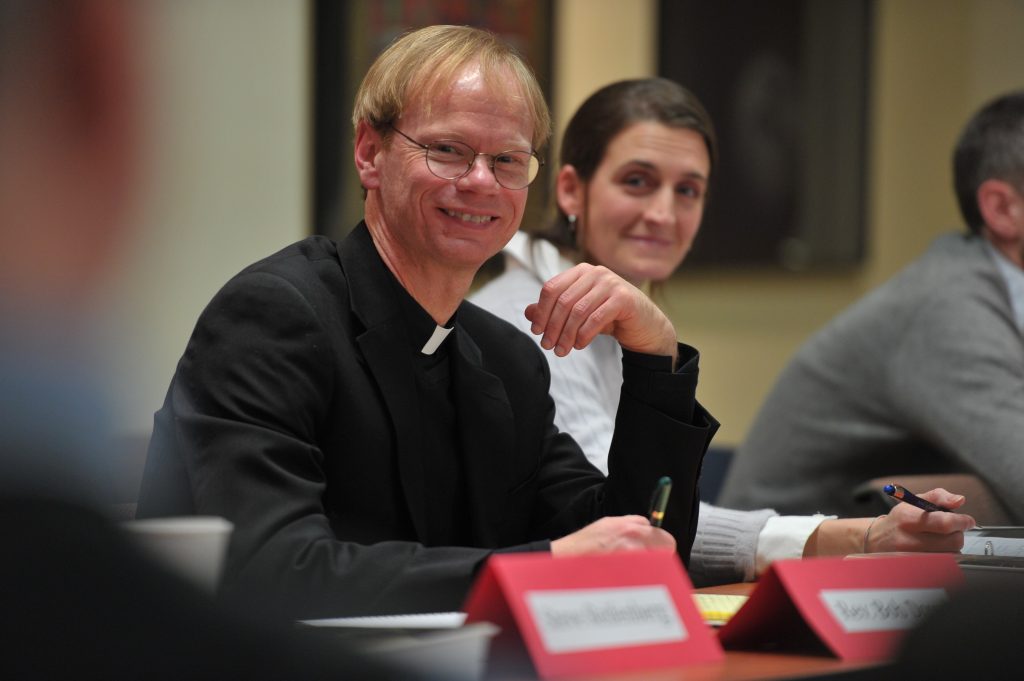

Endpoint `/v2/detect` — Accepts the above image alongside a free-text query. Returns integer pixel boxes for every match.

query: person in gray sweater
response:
[720,90,1024,524]
[472,78,973,586]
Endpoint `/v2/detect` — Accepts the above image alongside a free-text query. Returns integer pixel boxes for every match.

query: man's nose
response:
[458,154,500,191]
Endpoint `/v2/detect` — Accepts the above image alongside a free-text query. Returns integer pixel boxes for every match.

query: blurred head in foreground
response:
[0,0,142,320]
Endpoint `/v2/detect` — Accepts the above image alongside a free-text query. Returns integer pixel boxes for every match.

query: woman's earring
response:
[567,214,577,236]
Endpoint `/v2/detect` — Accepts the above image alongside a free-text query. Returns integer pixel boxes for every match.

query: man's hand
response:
[524,263,678,361]
[550,515,676,556]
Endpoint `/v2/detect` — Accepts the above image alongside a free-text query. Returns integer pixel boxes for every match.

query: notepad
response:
[297,613,496,681]
[299,611,467,629]
[962,526,1024,557]
[692,593,748,627]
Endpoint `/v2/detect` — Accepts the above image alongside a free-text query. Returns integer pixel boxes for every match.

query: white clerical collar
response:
[420,324,454,355]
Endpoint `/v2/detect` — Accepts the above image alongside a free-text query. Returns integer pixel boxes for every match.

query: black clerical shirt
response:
[395,283,471,546]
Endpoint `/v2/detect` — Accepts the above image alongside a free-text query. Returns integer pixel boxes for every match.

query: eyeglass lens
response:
[425,140,540,189]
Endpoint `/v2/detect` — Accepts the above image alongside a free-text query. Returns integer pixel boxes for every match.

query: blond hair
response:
[352,25,550,149]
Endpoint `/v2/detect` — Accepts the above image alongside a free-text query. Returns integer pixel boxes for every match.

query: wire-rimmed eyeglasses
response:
[389,124,543,190]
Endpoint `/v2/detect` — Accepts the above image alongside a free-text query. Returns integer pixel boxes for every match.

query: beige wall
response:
[106,1,1024,441]
[553,0,657,138]
[104,1,309,431]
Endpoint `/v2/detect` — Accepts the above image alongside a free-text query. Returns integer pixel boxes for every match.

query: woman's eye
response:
[622,174,651,189]
[677,184,703,199]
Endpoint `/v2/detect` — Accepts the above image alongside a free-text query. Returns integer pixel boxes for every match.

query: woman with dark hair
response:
[472,78,974,586]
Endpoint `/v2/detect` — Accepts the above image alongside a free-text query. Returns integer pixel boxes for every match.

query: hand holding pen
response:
[859,484,977,553]
[550,515,676,555]
[883,483,951,513]
[549,476,677,556]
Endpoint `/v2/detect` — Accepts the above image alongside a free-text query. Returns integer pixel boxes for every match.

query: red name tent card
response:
[462,551,722,679]
[718,554,964,661]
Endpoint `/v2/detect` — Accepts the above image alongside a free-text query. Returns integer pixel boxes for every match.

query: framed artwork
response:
[659,0,873,270]
[312,0,554,242]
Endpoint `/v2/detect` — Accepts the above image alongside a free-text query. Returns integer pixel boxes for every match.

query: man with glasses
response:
[138,25,718,618]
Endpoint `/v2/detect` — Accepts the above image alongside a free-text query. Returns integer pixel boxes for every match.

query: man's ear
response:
[977,178,1024,242]
[555,164,585,218]
[354,120,383,190]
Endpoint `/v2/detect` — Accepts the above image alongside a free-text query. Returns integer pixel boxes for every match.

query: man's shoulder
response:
[919,231,990,267]
[194,235,349,328]
[794,231,1004,358]
[837,232,990,313]
[238,235,341,278]
[883,231,1001,305]
[215,235,347,300]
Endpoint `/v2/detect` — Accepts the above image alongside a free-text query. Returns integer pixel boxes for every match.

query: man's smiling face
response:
[370,62,534,275]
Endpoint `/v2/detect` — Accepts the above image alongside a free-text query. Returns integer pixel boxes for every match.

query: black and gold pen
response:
[648,476,673,528]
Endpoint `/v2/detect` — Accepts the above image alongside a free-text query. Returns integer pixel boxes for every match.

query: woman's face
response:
[558,121,710,287]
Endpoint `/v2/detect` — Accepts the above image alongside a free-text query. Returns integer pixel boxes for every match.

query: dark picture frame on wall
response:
[312,0,554,243]
[659,0,873,270]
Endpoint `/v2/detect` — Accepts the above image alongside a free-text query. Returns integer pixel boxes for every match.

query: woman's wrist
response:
[863,515,885,553]
[804,517,876,557]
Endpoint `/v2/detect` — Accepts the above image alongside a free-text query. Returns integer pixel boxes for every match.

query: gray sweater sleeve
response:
[688,502,777,587]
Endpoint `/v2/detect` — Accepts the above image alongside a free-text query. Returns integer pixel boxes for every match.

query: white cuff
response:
[755,514,834,575]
